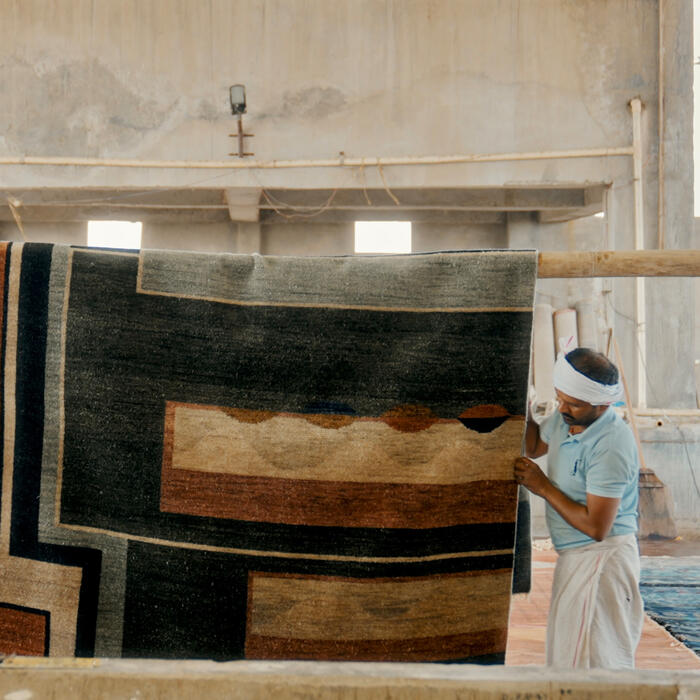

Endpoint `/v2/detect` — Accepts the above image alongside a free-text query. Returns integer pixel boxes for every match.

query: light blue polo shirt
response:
[540,407,639,551]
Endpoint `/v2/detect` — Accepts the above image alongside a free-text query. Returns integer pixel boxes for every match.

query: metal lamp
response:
[229,84,247,115]
[229,84,254,157]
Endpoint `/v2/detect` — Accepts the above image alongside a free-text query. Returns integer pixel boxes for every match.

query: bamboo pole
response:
[537,249,700,278]
[630,98,647,407]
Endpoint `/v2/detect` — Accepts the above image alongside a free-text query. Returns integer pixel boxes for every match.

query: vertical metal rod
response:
[237,115,244,159]
[630,97,647,408]
[657,0,665,249]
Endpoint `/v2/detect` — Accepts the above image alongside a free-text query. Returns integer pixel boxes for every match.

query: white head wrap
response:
[552,354,624,406]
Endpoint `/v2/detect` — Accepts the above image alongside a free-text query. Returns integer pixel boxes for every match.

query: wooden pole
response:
[537,249,700,278]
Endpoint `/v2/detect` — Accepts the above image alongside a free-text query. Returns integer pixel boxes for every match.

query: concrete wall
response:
[0,0,660,176]
[1,0,693,407]
[0,0,697,533]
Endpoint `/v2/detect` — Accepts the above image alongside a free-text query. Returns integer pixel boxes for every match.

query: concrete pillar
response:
[236,223,262,254]
[644,0,696,407]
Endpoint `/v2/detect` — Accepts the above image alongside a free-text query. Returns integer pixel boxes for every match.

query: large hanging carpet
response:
[0,242,536,662]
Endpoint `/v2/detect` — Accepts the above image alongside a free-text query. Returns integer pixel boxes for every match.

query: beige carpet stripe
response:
[1,243,22,552]
[247,570,512,641]
[137,288,532,313]
[0,555,82,657]
[55,522,512,563]
[167,401,522,484]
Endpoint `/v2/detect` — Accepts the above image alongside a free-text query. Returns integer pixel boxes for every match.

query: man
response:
[514,347,644,669]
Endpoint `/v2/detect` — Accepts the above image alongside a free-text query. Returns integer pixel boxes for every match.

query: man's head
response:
[555,388,607,428]
[552,348,622,428]
[565,348,620,386]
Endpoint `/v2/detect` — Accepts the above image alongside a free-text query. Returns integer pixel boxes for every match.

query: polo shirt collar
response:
[564,405,614,444]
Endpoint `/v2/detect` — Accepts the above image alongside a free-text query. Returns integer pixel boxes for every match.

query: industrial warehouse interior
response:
[0,1,699,697]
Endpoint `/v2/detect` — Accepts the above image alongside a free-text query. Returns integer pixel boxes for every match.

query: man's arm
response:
[513,457,620,541]
[524,416,548,458]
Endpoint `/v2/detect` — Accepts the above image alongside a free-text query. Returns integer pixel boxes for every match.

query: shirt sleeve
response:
[585,432,638,499]
[539,411,558,445]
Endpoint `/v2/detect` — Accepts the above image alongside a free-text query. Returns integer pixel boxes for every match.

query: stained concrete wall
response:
[0,0,693,407]
[0,0,660,174]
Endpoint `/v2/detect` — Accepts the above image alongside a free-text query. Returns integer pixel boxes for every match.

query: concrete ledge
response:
[1,659,699,699]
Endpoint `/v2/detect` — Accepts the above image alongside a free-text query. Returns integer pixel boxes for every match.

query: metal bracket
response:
[229,115,254,158]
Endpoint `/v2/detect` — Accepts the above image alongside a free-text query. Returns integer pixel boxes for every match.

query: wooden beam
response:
[537,250,700,278]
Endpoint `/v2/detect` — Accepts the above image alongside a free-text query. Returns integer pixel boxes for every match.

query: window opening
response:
[87,221,142,250]
[354,221,411,254]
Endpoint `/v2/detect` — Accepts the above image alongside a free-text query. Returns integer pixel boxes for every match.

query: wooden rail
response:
[538,250,700,278]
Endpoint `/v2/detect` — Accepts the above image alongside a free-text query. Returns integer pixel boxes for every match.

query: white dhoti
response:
[546,533,644,669]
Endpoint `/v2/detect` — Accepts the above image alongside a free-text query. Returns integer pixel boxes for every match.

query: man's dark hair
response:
[565,347,619,386]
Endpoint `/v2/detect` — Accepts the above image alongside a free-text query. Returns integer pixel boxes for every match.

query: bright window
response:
[87,221,142,250]
[354,221,411,254]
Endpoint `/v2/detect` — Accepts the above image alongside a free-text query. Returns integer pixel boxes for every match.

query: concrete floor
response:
[506,539,700,669]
